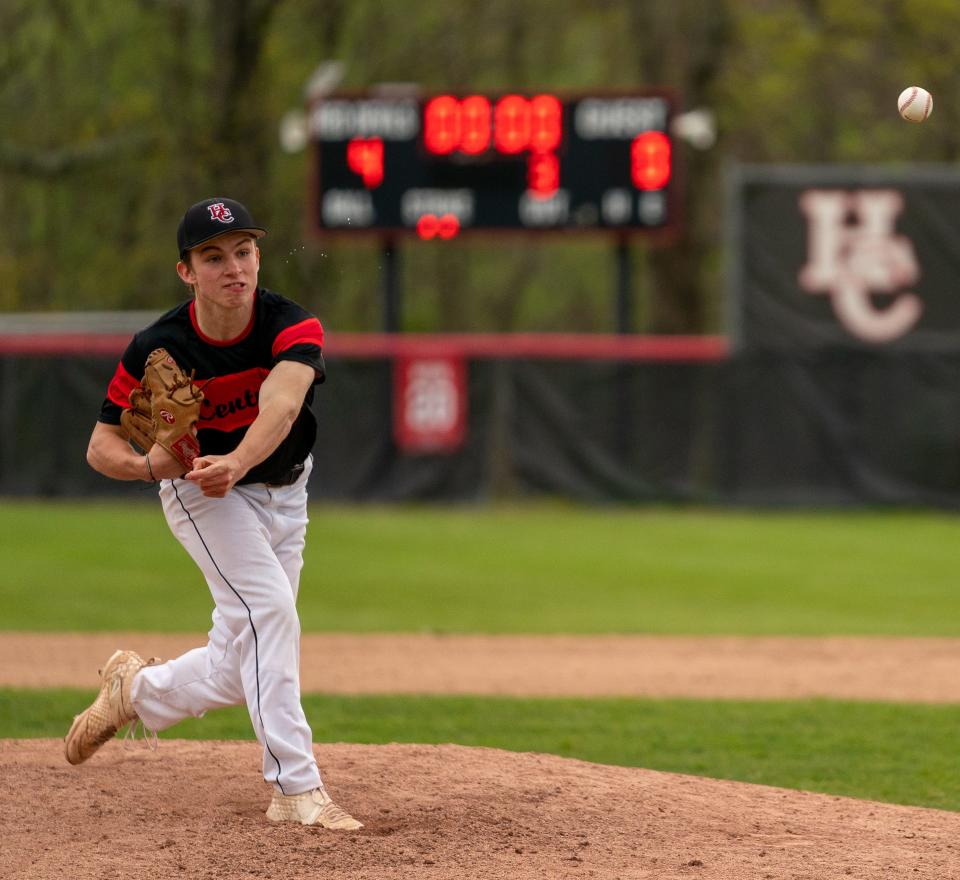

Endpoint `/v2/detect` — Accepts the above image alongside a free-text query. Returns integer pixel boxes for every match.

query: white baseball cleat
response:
[64,649,157,765]
[266,786,364,830]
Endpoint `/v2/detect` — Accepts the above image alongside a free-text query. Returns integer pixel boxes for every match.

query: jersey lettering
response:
[198,367,270,433]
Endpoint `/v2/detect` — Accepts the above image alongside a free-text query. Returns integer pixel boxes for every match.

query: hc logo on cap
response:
[207,202,235,224]
[178,197,266,257]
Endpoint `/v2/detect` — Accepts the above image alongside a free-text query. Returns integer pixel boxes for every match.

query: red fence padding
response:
[0,332,729,361]
[326,333,729,361]
[0,334,134,356]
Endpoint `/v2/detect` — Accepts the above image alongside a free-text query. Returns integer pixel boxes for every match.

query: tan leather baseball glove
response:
[120,348,204,472]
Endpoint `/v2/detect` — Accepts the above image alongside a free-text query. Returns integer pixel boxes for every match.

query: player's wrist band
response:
[144,454,157,483]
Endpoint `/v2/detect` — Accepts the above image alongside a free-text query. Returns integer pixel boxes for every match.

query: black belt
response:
[264,461,305,487]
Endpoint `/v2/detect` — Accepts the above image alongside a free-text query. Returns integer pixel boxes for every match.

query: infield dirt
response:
[6,633,960,879]
[6,632,960,701]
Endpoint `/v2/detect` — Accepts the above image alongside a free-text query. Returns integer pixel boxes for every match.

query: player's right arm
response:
[87,423,183,482]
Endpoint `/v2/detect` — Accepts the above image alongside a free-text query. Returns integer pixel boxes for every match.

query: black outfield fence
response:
[2,333,960,507]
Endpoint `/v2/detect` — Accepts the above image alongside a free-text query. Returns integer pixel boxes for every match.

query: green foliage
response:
[4,500,960,635]
[10,688,960,810]
[5,1,958,329]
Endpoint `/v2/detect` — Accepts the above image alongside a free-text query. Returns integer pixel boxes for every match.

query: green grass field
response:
[5,500,960,812]
[3,500,960,634]
[8,690,960,811]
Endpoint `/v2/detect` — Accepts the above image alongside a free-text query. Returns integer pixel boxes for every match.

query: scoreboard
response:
[310,90,678,238]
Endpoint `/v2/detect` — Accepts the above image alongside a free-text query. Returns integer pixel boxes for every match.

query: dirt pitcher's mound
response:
[5,739,960,880]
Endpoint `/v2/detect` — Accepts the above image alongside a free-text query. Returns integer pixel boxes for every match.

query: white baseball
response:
[898,86,932,122]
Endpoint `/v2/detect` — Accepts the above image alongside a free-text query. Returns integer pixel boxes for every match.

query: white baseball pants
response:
[130,456,322,795]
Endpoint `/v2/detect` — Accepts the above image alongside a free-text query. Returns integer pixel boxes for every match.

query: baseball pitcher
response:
[65,197,361,831]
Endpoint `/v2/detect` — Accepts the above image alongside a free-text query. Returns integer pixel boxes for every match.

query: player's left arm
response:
[185,359,315,498]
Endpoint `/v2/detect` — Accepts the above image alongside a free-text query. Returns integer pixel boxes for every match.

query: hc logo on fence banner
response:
[798,189,923,343]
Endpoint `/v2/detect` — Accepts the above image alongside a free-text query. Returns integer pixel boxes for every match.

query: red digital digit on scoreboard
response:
[423,96,460,155]
[631,131,671,191]
[461,96,492,154]
[493,95,531,154]
[529,95,562,152]
[346,137,384,188]
[528,151,560,198]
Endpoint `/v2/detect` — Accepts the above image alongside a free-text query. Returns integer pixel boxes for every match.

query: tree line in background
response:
[2,0,958,334]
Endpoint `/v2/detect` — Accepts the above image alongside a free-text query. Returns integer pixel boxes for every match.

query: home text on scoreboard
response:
[309,90,678,237]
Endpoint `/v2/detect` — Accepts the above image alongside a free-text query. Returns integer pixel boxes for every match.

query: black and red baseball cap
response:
[177,197,267,258]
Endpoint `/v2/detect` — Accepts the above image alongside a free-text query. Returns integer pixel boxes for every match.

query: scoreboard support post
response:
[381,238,402,332]
[614,237,633,335]
[614,237,635,462]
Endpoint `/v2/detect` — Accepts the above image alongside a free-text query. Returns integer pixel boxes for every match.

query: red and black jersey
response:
[99,287,325,485]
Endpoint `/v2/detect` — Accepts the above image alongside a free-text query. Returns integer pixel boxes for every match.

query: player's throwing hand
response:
[186,454,247,497]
